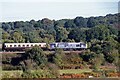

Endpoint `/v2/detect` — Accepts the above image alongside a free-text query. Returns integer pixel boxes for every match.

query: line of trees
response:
[1,13,119,43]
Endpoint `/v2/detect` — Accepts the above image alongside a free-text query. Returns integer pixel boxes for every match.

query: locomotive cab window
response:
[80,43,85,47]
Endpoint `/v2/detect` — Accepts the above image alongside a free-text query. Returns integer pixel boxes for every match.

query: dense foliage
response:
[1,13,119,43]
[1,13,120,78]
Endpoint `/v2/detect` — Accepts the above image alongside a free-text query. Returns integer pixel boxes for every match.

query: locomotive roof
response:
[51,42,85,44]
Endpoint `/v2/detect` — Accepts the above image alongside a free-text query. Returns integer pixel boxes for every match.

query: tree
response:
[11,31,25,43]
[41,18,54,29]
[53,49,64,66]
[20,46,47,74]
[86,25,110,41]
[2,32,10,40]
[91,44,102,54]
[74,17,87,27]
[25,31,41,43]
[87,17,98,28]
[68,28,86,42]
[91,54,104,70]
[25,45,47,65]
[64,20,76,28]
[20,46,60,78]
[55,27,68,42]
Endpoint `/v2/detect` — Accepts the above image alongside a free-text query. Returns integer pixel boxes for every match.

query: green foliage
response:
[64,20,76,28]
[53,49,64,66]
[86,25,110,41]
[74,17,87,27]
[1,13,119,43]
[69,28,87,42]
[55,27,68,42]
[87,17,99,28]
[25,45,47,65]
[11,31,25,43]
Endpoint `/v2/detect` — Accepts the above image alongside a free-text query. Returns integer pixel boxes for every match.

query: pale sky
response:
[0,0,119,22]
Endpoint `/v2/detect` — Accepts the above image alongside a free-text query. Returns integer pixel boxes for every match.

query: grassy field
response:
[59,69,92,75]
[2,70,23,78]
[1,69,119,78]
[0,66,2,79]
[1,69,93,78]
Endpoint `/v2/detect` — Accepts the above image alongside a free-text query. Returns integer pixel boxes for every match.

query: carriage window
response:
[27,45,29,47]
[43,44,46,47]
[65,43,68,47]
[39,45,41,47]
[14,45,16,47]
[23,45,25,47]
[10,45,12,47]
[31,45,33,47]
[18,45,21,47]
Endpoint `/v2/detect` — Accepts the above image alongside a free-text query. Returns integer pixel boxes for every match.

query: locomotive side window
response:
[76,44,80,47]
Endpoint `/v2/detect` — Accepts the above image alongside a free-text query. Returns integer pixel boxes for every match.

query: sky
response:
[0,0,119,22]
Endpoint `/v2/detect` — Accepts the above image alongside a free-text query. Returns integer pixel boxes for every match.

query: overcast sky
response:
[0,0,119,22]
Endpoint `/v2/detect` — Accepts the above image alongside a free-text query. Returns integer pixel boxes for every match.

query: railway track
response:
[1,51,25,54]
[1,51,84,54]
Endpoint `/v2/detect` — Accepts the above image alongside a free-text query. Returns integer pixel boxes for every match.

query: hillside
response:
[1,13,120,78]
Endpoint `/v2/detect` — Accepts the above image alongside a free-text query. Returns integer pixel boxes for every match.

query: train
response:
[3,42,87,51]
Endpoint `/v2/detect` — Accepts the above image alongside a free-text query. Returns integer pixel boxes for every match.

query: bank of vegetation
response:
[1,13,120,78]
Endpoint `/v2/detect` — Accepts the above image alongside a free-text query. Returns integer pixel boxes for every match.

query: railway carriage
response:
[4,43,46,51]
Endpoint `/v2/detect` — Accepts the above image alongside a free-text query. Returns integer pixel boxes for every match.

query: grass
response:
[59,69,93,75]
[2,69,92,76]
[2,70,23,78]
[0,66,2,79]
